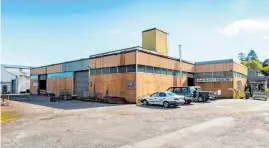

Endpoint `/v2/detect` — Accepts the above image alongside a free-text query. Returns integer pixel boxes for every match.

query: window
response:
[146,66,153,73]
[181,87,189,93]
[167,87,174,92]
[118,66,126,73]
[102,67,109,74]
[150,92,159,97]
[223,71,233,78]
[172,70,177,76]
[203,72,213,78]
[174,88,181,94]
[158,92,166,97]
[161,68,167,75]
[214,72,223,78]
[90,69,95,75]
[95,68,101,75]
[138,65,145,72]
[167,92,177,96]
[154,67,161,74]
[110,67,117,74]
[167,69,173,75]
[127,65,136,72]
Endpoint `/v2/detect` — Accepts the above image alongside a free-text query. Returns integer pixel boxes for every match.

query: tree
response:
[262,65,269,76]
[246,49,259,61]
[242,60,263,72]
[262,59,269,67]
[238,52,246,62]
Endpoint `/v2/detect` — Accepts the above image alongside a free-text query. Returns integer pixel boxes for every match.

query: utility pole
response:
[179,45,182,86]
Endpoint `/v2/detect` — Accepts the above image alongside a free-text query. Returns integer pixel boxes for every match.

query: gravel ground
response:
[1,96,269,148]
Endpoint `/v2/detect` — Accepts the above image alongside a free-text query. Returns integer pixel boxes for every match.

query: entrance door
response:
[74,71,89,97]
[11,79,16,93]
[2,85,7,93]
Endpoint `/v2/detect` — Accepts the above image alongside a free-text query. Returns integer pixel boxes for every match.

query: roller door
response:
[74,71,89,97]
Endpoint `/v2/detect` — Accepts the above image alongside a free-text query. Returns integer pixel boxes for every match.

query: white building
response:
[1,64,31,94]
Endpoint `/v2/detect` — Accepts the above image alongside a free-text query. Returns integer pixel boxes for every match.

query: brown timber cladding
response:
[47,64,62,74]
[198,82,233,98]
[31,67,47,75]
[137,51,194,72]
[137,73,187,100]
[195,63,234,72]
[30,80,38,95]
[89,51,136,103]
[89,52,136,68]
[47,77,74,96]
[233,62,248,76]
[89,73,136,103]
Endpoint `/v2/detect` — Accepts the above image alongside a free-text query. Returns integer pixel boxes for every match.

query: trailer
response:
[250,81,268,101]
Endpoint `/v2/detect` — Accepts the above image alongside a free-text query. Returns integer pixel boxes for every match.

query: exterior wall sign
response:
[33,82,38,87]
[197,78,233,83]
[127,81,135,90]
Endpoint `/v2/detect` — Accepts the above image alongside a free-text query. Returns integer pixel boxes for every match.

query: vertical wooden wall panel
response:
[31,67,47,75]
[90,51,137,69]
[196,82,233,98]
[30,80,38,95]
[89,73,136,103]
[233,63,248,76]
[47,77,74,96]
[137,73,188,99]
[195,63,234,72]
[47,64,62,74]
[137,51,194,73]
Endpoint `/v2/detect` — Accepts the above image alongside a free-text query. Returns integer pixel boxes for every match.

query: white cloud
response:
[219,19,269,37]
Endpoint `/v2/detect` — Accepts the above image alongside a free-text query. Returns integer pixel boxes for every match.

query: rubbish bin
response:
[245,92,250,99]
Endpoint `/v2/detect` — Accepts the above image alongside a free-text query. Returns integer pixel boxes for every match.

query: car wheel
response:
[198,96,203,102]
[142,100,148,105]
[186,100,192,104]
[163,101,170,108]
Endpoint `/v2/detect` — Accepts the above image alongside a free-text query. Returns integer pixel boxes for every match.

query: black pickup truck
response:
[197,91,215,102]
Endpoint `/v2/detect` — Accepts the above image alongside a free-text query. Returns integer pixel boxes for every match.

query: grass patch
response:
[1,111,21,124]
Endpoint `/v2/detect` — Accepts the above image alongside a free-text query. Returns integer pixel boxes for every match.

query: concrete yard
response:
[1,96,269,148]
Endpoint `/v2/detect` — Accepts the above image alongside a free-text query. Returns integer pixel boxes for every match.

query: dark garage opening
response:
[38,75,47,95]
[188,77,194,86]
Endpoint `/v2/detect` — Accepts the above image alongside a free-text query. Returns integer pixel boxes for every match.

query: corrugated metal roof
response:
[2,64,32,69]
[194,59,234,65]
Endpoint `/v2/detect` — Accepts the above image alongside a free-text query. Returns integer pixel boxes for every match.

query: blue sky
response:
[2,0,269,66]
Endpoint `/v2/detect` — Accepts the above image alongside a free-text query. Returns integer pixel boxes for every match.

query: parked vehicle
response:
[167,87,194,104]
[141,91,185,108]
[192,86,215,102]
[197,91,215,102]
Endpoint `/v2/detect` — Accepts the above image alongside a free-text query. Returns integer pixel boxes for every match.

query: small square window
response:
[102,68,109,74]
[138,65,145,72]
[95,68,101,75]
[154,67,161,74]
[90,69,95,75]
[127,65,136,72]
[118,66,126,73]
[110,67,117,74]
[146,66,153,73]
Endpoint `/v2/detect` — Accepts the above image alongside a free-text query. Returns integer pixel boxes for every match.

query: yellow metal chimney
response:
[142,28,168,55]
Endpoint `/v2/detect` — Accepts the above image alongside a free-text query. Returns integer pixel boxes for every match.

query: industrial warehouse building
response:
[30,28,248,103]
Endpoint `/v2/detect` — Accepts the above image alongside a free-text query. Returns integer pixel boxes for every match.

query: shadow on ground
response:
[136,104,182,110]
[9,95,122,110]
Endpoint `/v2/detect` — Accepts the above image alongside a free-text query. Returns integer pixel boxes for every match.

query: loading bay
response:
[2,97,269,148]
